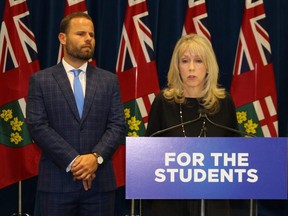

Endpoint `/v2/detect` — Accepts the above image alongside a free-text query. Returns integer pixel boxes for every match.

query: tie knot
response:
[72,69,81,77]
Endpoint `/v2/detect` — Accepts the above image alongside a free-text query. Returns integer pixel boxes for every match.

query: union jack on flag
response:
[231,0,278,137]
[116,0,159,134]
[182,0,211,41]
[0,0,41,189]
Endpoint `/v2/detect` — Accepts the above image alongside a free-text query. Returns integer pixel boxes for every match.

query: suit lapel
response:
[82,66,98,121]
[52,64,81,121]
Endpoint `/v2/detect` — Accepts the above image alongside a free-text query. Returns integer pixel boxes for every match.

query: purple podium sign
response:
[126,137,287,199]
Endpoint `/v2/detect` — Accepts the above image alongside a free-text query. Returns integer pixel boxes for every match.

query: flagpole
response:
[19,181,22,214]
[250,199,253,216]
[11,181,29,216]
[201,199,205,216]
[250,199,258,216]
[131,199,141,216]
[131,199,135,216]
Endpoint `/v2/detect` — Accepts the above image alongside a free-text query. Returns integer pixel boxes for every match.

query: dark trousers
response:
[39,189,115,216]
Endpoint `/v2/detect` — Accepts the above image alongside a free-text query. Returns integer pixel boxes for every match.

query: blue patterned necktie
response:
[72,69,84,118]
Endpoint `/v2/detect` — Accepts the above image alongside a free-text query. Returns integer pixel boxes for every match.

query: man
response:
[26,12,126,216]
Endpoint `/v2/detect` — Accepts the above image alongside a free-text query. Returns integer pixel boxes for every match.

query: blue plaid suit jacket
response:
[26,63,126,193]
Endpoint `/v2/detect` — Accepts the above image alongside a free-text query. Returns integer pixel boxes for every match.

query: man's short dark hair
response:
[60,11,93,33]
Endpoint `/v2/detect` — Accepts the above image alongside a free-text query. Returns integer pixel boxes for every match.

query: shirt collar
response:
[62,58,88,73]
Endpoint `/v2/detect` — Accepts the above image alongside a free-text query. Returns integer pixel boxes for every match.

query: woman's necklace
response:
[179,103,187,137]
[198,118,207,137]
[179,103,207,137]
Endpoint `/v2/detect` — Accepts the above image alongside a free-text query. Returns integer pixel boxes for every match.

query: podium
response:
[126,137,287,215]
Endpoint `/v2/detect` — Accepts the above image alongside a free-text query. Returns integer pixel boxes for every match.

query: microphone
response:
[149,113,202,137]
[199,110,256,137]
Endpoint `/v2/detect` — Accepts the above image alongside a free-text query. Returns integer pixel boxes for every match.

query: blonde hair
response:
[163,34,226,114]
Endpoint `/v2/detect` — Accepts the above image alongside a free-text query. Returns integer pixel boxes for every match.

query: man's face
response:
[62,17,95,61]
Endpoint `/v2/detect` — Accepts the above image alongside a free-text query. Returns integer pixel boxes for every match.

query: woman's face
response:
[179,50,207,92]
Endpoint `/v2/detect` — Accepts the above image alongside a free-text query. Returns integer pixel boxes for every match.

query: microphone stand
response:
[201,113,256,137]
[150,114,202,137]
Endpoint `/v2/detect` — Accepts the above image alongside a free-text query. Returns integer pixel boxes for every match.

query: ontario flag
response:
[231,0,278,137]
[182,0,211,41]
[0,0,41,189]
[57,0,97,65]
[115,0,160,186]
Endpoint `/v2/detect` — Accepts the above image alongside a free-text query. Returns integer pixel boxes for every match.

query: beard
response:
[66,41,95,61]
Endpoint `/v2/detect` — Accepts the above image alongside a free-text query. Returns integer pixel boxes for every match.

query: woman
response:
[145,34,240,216]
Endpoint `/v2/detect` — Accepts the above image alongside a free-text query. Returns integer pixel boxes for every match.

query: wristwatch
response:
[92,152,104,165]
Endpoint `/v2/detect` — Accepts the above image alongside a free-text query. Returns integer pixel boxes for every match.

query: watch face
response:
[97,156,104,164]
